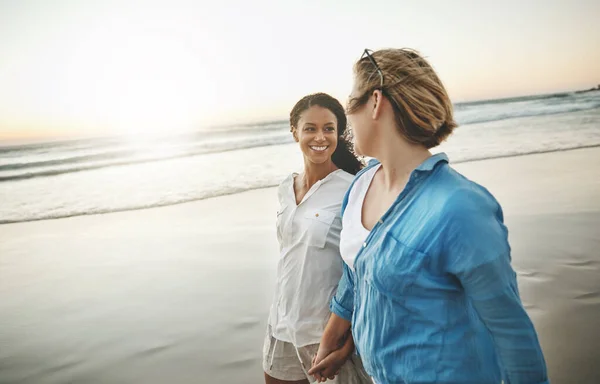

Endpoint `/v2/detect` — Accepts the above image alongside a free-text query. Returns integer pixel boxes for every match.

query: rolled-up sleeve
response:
[445,188,549,384]
[330,262,355,321]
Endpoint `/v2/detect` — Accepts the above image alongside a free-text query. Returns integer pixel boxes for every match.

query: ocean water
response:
[1,90,600,224]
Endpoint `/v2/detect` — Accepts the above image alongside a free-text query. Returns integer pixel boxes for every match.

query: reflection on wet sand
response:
[0,148,598,383]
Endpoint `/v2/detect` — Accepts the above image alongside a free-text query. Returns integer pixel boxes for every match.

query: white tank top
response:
[339,164,381,271]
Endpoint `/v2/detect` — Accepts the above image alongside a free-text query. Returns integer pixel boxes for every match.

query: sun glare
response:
[48,20,215,139]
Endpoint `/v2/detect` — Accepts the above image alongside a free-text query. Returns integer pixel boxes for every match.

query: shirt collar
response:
[366,152,448,173]
[415,152,448,172]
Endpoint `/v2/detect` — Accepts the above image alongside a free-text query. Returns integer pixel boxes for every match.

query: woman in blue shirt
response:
[308,49,549,383]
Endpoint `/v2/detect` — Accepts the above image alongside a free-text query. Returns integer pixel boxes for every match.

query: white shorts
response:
[262,328,372,383]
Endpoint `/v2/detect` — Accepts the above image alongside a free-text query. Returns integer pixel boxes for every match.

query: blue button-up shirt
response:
[331,153,548,384]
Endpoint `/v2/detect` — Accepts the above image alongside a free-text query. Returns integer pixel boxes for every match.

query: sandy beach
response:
[1,147,599,384]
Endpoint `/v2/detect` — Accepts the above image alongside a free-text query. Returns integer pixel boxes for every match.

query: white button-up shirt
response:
[268,169,354,347]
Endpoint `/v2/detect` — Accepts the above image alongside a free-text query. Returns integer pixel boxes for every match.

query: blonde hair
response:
[347,48,457,148]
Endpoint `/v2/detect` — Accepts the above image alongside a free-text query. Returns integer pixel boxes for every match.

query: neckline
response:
[291,169,344,207]
[358,164,382,232]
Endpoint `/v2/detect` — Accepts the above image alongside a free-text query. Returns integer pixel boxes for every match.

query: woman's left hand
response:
[309,348,348,382]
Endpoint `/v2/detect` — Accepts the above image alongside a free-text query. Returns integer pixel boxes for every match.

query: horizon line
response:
[1,86,598,146]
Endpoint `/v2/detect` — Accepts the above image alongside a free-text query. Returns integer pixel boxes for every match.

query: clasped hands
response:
[308,330,354,382]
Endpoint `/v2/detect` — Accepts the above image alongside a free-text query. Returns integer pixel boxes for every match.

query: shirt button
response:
[362,242,367,248]
[378,219,383,224]
[315,213,319,217]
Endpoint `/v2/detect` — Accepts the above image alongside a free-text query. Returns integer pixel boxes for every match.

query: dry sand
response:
[1,147,599,383]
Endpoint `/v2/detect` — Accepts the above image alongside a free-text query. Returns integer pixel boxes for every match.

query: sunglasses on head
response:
[361,49,384,89]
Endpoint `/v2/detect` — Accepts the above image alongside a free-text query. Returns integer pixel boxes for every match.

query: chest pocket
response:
[302,209,336,248]
[370,233,428,301]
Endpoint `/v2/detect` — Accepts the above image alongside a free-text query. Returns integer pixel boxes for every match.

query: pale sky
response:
[0,0,598,140]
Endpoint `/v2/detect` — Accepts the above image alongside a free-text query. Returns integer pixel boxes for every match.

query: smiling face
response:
[293,105,338,166]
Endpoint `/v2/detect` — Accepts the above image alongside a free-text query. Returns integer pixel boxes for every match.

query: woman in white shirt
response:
[263,93,370,384]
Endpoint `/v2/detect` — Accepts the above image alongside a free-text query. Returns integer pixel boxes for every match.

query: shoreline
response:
[1,146,599,383]
[2,145,599,226]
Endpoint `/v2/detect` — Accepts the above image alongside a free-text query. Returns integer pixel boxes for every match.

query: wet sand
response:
[1,147,599,384]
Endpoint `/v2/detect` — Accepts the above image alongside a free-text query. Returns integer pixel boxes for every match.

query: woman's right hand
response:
[313,336,338,365]
[310,350,347,382]
[310,331,354,382]
[310,313,352,381]
[311,339,339,382]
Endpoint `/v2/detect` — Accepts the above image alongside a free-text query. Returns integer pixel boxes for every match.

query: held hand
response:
[309,331,354,382]
[309,348,347,382]
[310,330,345,381]
[314,342,335,369]
[310,313,352,382]
[310,343,336,382]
